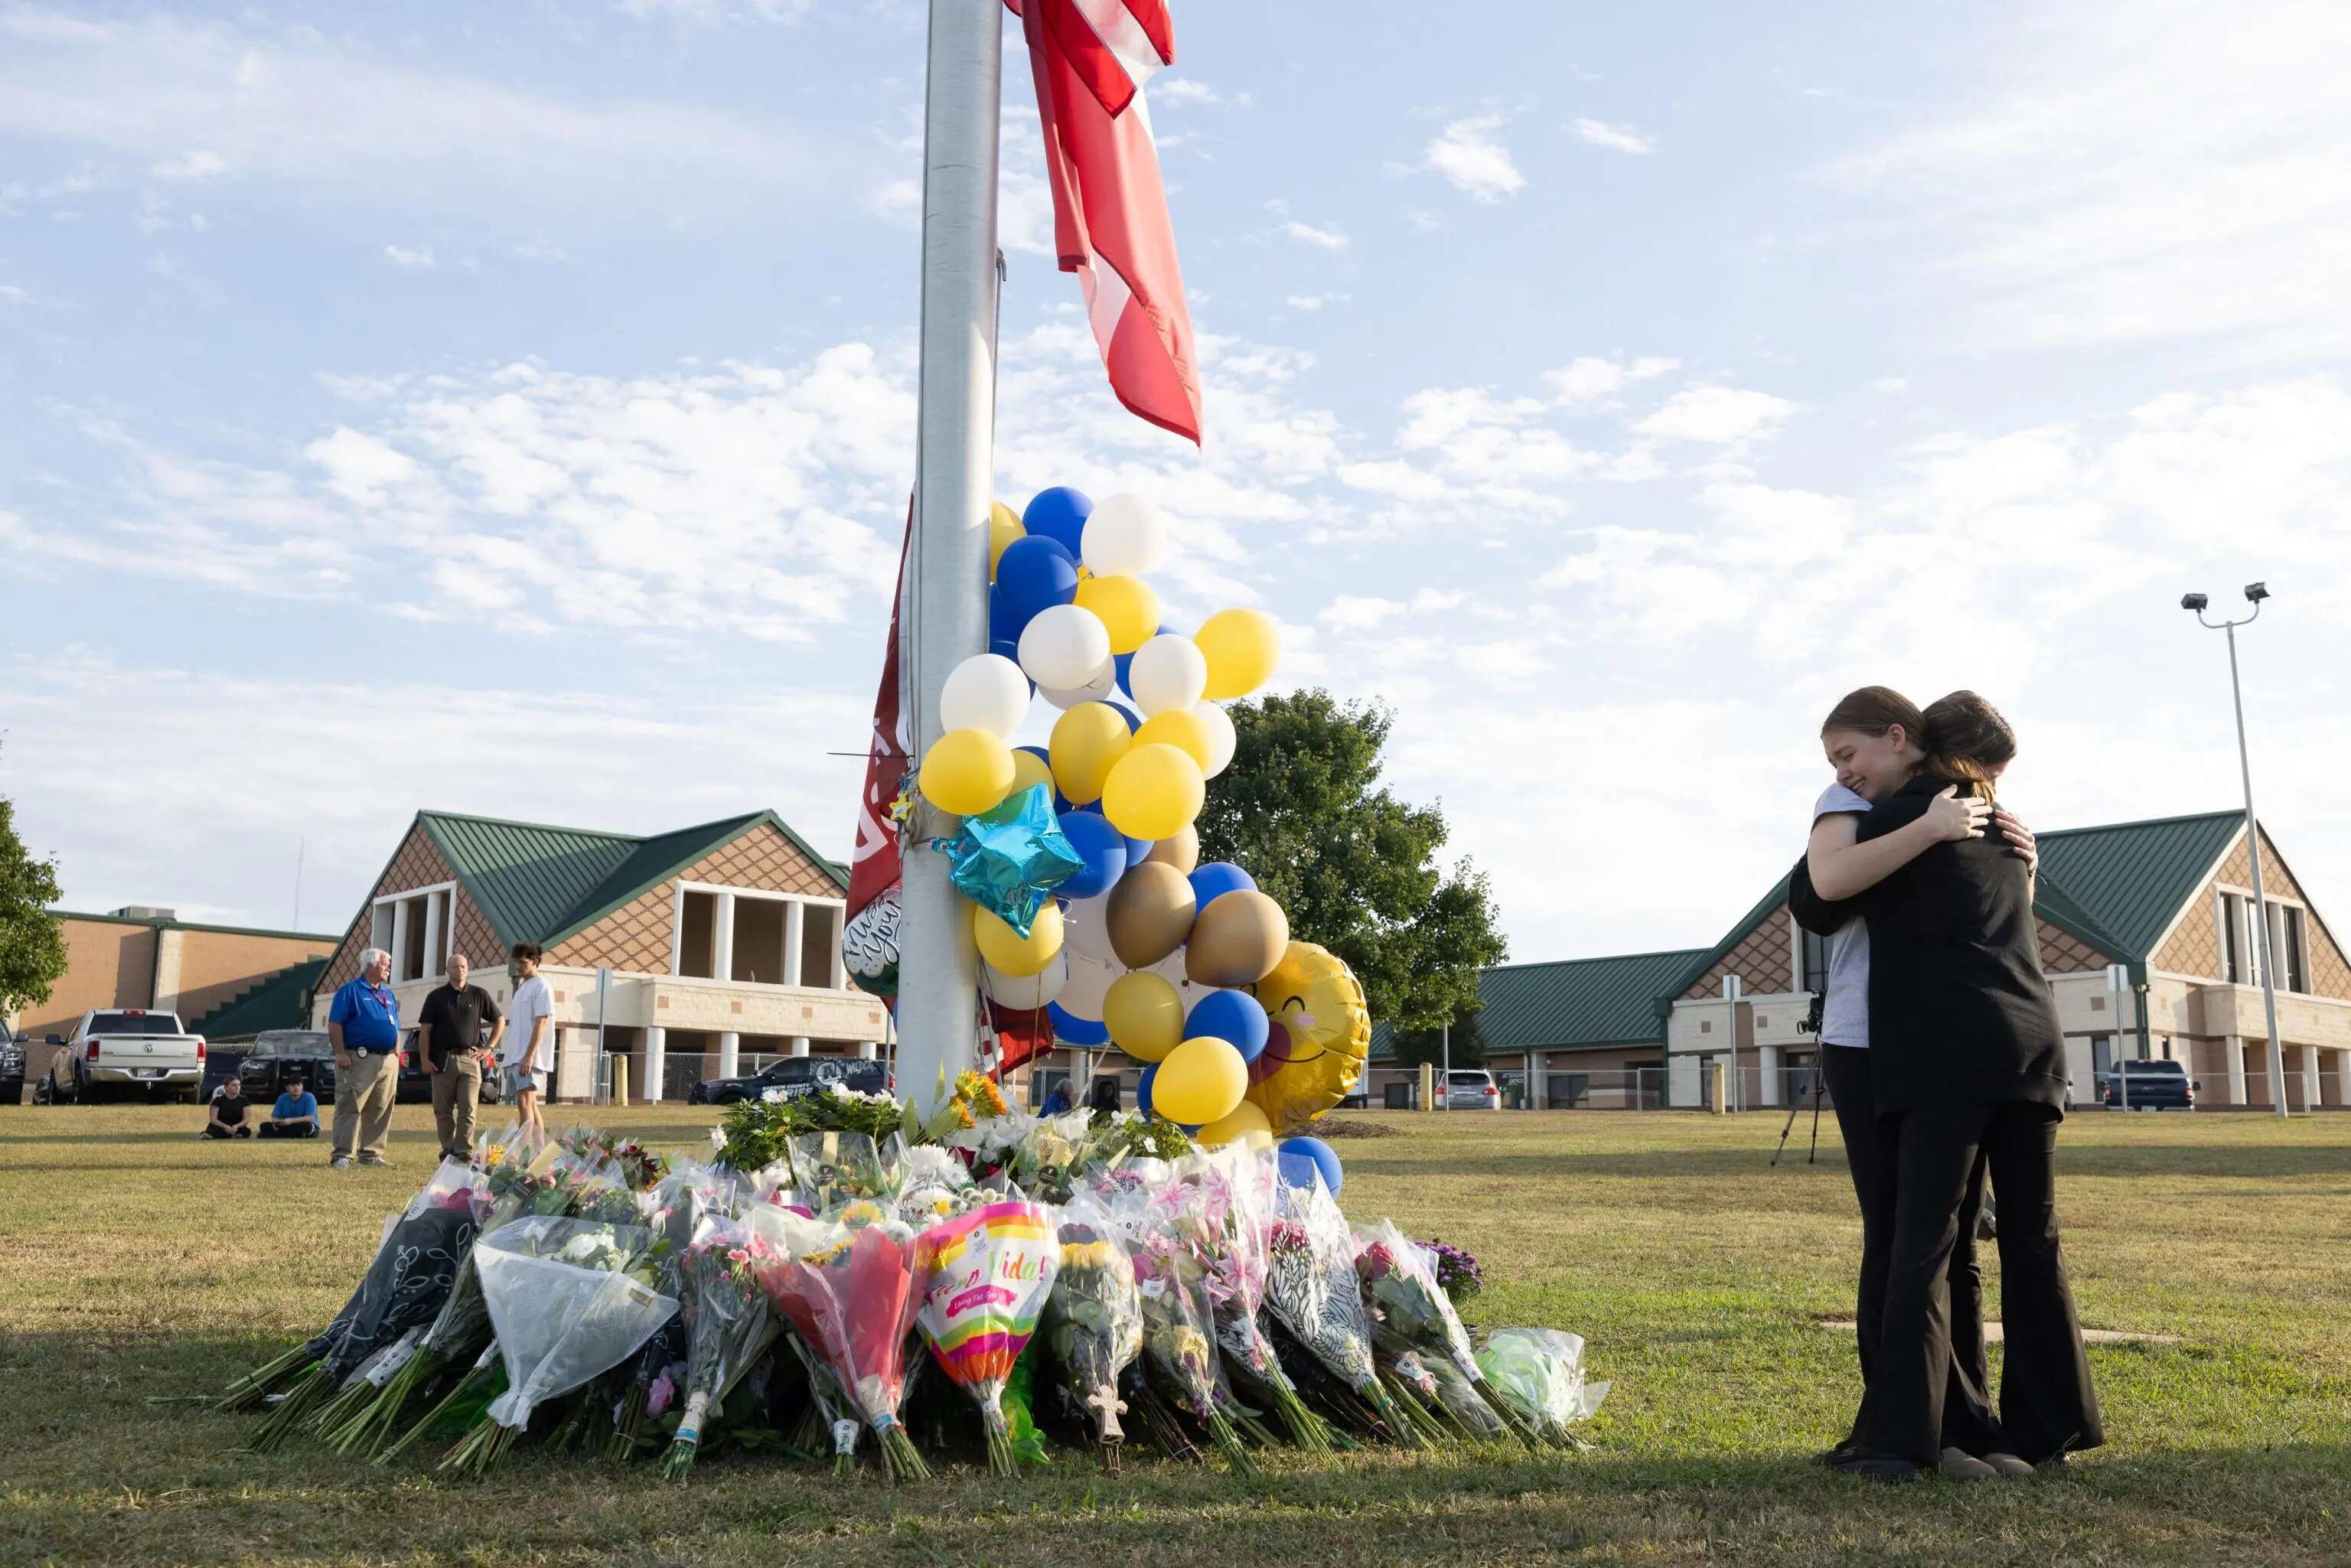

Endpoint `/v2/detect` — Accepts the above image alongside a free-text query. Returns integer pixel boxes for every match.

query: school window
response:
[2219,892,2245,983]
[2272,905,2309,994]
[370,885,453,983]
[1800,929,1831,997]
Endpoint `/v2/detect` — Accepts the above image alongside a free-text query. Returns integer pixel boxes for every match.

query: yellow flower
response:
[1063,1240,1116,1270]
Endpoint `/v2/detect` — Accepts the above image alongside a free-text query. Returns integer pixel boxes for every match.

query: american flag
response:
[1008,0,1204,445]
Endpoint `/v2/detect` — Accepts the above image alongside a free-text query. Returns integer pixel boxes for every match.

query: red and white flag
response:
[1008,0,1204,445]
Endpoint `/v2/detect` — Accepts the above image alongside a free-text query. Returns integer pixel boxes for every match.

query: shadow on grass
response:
[1335,1141,2351,1185]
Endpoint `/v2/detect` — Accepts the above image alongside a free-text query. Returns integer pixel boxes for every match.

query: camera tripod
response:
[1770,994,1828,1168]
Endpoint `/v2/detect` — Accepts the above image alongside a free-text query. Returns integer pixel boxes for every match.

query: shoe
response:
[1981,1452,2035,1478]
[1828,1449,1920,1484]
[1939,1448,1998,1481]
[331,1156,353,1169]
[357,1155,392,1168]
[1809,1440,1863,1468]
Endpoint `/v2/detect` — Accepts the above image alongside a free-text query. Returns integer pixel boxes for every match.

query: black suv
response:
[690,1055,889,1107]
[2098,1058,2198,1110]
[2,1033,26,1105]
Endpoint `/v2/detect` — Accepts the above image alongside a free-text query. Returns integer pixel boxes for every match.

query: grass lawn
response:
[4,1102,2348,1567]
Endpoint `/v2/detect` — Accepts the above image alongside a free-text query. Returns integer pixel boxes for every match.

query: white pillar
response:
[857,1041,878,1061]
[643,1025,666,1104]
[2225,1035,2248,1105]
[1758,1044,1782,1107]
[1529,1051,1547,1110]
[827,907,848,990]
[784,900,805,986]
[422,895,443,977]
[718,1030,740,1079]
[714,892,737,985]
[390,899,411,982]
[791,1036,812,1058]
[2299,1044,2320,1111]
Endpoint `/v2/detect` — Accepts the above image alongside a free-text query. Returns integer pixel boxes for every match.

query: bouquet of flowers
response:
[789,1130,907,1214]
[1264,1176,1423,1449]
[660,1216,780,1478]
[246,1159,481,1450]
[1010,1110,1092,1204]
[1042,1195,1143,1468]
[895,1143,986,1227]
[1475,1328,1609,1448]
[914,1200,1060,1475]
[438,1217,677,1478]
[1422,1237,1484,1303]
[1120,1186,1259,1476]
[555,1126,670,1190]
[748,1205,930,1480]
[1353,1220,1529,1447]
[1194,1148,1332,1453]
[1081,1109,1194,1169]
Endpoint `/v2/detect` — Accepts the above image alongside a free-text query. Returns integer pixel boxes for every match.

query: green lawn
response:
[4,1103,2347,1567]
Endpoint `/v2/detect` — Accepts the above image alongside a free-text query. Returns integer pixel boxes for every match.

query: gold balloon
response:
[1009,748,1055,797]
[973,900,1063,978]
[1244,942,1371,1136]
[1131,707,1213,770]
[1153,1035,1248,1125]
[1184,889,1289,987]
[1195,1098,1272,1146]
[988,501,1024,580]
[1145,824,1199,874]
[1103,970,1185,1062]
[1050,702,1133,807]
[1104,860,1196,970]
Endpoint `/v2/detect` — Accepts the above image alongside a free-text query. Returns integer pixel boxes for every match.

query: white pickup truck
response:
[35,1009,209,1105]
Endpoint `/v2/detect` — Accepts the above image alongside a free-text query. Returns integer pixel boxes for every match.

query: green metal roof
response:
[185,957,329,1042]
[1652,873,1795,1022]
[416,807,849,950]
[2031,811,2243,961]
[1371,947,1709,1062]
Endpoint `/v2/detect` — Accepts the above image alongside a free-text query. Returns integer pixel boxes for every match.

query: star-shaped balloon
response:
[938,784,1084,937]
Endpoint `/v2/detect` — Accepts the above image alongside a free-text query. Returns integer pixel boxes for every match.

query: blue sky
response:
[5,0,2349,965]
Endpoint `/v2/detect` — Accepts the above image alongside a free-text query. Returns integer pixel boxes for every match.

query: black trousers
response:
[257,1121,318,1139]
[201,1123,253,1139]
[1863,1097,2105,1465]
[1821,1047,1998,1452]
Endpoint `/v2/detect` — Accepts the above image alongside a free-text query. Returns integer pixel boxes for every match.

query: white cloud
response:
[383,245,438,269]
[1153,78,1219,106]
[1423,116,1524,203]
[613,0,817,24]
[0,283,29,305]
[1282,220,1348,250]
[1874,377,1911,395]
[1285,295,1325,311]
[1570,117,1655,155]
[1545,354,1678,404]
[1633,385,1798,445]
[305,428,421,505]
[152,148,227,180]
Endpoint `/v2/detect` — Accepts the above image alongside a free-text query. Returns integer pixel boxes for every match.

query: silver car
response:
[1442,1069,1502,1110]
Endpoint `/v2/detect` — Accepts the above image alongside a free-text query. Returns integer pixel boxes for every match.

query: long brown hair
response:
[1919,690,2017,802]
[1820,686,1925,748]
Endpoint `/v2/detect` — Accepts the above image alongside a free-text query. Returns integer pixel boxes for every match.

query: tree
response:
[1391,1004,1487,1071]
[0,787,67,1019]
[1196,690,1507,1034]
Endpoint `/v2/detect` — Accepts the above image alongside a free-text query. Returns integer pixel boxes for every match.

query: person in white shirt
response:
[502,941,555,1136]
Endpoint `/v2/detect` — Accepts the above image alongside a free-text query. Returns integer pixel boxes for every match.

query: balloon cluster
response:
[915,486,1306,1142]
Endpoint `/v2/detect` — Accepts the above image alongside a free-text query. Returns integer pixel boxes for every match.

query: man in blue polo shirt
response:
[327,946,402,1169]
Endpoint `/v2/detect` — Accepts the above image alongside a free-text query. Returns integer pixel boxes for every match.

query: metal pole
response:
[1440,1020,1449,1111]
[2109,963,2129,1111]
[2224,622,2290,1119]
[1724,973,1743,1112]
[892,0,1002,1118]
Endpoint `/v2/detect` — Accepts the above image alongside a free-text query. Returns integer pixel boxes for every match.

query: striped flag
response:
[1007,0,1204,445]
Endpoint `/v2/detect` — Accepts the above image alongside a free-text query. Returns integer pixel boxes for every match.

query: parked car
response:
[2098,1058,2198,1110]
[2,1032,26,1105]
[233,1029,337,1101]
[690,1055,889,1106]
[1442,1068,1502,1110]
[35,1009,207,1104]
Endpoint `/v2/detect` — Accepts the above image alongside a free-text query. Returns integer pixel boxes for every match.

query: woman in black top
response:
[1838,693,2103,1474]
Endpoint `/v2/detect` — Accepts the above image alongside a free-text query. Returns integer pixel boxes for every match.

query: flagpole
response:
[895,0,1002,1118]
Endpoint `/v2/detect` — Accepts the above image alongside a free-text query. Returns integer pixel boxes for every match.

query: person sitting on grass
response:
[259,1071,321,1139]
[201,1073,254,1139]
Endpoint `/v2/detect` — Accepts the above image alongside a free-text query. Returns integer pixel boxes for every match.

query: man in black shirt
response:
[418,953,504,1159]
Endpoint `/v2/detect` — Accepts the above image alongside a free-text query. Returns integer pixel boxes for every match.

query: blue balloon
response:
[1185,989,1270,1064]
[1048,1002,1109,1046]
[1022,486,1094,558]
[1189,862,1256,911]
[1123,833,1154,867]
[1055,809,1130,900]
[1136,1062,1158,1118]
[996,535,1079,627]
[1277,1136,1343,1196]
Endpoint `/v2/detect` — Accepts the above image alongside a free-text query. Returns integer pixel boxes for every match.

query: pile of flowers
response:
[210,1097,1604,1480]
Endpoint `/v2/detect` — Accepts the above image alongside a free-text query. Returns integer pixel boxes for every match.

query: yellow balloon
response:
[1195,608,1280,701]
[1103,970,1185,1062]
[1195,1098,1272,1146]
[1131,708,1212,770]
[1009,747,1055,797]
[1101,743,1205,840]
[1074,575,1161,655]
[988,501,1024,581]
[919,728,1016,816]
[1244,942,1372,1136]
[1154,1035,1248,1125]
[973,900,1063,978]
[1049,703,1132,806]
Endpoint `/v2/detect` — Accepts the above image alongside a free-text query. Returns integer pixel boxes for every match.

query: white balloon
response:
[985,952,1068,1010]
[1019,603,1113,691]
[1195,700,1237,777]
[939,653,1030,737]
[1058,949,1118,1022]
[1081,492,1169,578]
[1038,655,1117,710]
[1148,947,1206,1010]
[1128,633,1208,717]
[1061,892,1117,963]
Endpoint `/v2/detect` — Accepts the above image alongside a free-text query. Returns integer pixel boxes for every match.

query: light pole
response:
[2182,583,2288,1120]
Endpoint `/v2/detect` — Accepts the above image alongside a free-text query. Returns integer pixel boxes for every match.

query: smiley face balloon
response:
[1243,941,1371,1135]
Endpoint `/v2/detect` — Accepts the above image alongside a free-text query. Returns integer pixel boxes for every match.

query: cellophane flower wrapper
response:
[1117,1185,1258,1475]
[896,1143,984,1227]
[1192,1146,1330,1452]
[1264,1175,1423,1448]
[1352,1218,1529,1446]
[605,1162,726,1460]
[1011,1111,1093,1204]
[745,1202,930,1481]
[661,1215,780,1478]
[1475,1328,1609,1443]
[789,1130,908,1213]
[1043,1193,1143,1457]
[440,1218,676,1477]
[915,1200,1060,1476]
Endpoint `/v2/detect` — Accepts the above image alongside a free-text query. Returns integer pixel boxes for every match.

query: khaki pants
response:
[332,1051,397,1162]
[431,1056,484,1158]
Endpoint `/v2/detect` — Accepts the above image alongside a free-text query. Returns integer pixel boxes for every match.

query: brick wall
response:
[2154,827,2351,999]
[549,822,841,974]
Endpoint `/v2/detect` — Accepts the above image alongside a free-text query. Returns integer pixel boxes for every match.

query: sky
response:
[4,0,2349,968]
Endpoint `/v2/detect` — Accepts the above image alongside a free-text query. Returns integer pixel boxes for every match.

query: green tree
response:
[1390,1003,1487,1071]
[1196,691,1506,1033]
[0,788,67,1018]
